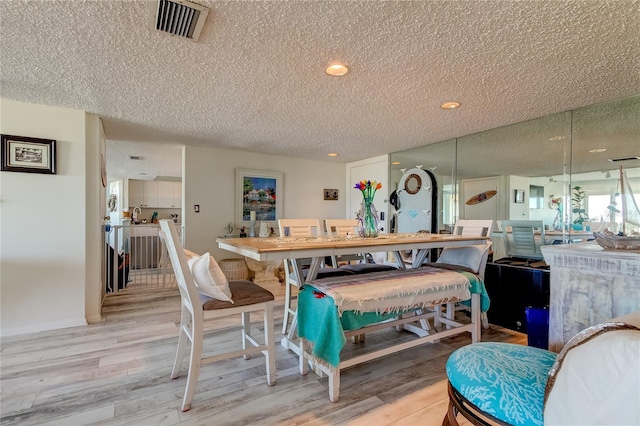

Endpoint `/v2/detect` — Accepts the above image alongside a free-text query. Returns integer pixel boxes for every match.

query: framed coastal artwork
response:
[1,134,57,174]
[235,168,283,224]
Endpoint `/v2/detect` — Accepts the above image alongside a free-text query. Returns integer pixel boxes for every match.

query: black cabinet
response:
[483,261,550,332]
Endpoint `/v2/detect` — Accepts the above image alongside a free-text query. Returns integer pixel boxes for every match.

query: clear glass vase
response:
[358,200,380,238]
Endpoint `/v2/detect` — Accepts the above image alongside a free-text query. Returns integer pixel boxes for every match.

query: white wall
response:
[347,155,390,231]
[529,177,566,227]
[507,175,530,220]
[86,116,104,323]
[460,177,500,223]
[0,98,101,336]
[183,145,347,260]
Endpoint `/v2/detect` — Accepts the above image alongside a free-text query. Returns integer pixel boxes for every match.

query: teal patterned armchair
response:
[443,319,640,425]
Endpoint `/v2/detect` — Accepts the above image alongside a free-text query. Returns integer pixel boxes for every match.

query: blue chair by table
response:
[501,220,545,260]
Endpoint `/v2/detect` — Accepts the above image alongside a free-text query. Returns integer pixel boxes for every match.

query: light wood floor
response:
[1,283,525,426]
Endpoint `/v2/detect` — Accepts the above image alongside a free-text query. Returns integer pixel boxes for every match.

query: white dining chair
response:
[452,219,494,238]
[278,219,354,335]
[324,218,398,343]
[324,218,359,238]
[445,219,493,329]
[324,218,366,266]
[325,218,398,274]
[159,220,276,411]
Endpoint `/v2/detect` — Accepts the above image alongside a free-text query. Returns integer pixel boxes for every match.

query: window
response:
[588,195,613,222]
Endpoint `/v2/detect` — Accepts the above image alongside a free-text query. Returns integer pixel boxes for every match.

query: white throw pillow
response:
[544,325,640,426]
[436,243,491,274]
[186,252,234,303]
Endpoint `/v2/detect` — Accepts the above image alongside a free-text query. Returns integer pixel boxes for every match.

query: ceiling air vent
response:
[148,0,209,42]
[608,156,640,162]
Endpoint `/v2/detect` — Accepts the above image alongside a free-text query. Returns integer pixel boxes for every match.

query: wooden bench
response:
[297,266,488,402]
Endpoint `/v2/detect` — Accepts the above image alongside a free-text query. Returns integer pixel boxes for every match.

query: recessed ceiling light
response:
[391,161,401,165]
[325,63,349,76]
[589,148,607,153]
[328,152,339,157]
[549,136,564,141]
[440,101,461,109]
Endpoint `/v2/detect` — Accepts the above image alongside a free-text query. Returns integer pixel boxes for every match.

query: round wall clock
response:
[404,173,422,194]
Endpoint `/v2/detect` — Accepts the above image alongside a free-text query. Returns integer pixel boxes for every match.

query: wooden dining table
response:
[218,232,490,401]
[217,232,488,337]
[217,232,489,272]
[542,230,593,244]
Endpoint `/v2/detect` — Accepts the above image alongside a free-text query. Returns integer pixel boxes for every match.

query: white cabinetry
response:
[142,181,158,207]
[129,180,181,208]
[157,181,181,208]
[172,182,182,208]
[129,180,144,208]
[156,181,173,208]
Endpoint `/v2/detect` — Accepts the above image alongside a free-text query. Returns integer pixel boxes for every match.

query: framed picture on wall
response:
[236,168,283,224]
[1,134,57,174]
[324,188,339,200]
[515,189,525,203]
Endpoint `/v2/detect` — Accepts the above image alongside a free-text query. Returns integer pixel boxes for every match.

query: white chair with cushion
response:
[159,220,276,411]
[324,218,359,238]
[444,220,493,329]
[452,219,493,238]
[324,218,397,343]
[278,219,354,335]
[325,218,398,274]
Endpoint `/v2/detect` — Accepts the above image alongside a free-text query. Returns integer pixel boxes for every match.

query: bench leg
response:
[298,338,308,376]
[329,369,340,402]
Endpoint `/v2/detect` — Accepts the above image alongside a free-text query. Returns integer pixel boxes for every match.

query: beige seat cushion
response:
[200,280,274,310]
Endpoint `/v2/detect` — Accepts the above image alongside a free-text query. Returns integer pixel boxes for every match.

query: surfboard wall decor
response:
[466,190,497,205]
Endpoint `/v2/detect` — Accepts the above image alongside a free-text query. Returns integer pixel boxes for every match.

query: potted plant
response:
[571,186,588,228]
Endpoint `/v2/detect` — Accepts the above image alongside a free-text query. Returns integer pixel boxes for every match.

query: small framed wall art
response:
[1,134,57,174]
[324,189,339,200]
[514,189,525,203]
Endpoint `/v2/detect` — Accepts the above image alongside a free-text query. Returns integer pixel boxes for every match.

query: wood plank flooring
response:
[1,283,525,425]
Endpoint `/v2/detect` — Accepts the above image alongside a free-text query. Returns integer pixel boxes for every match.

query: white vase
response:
[259,221,268,237]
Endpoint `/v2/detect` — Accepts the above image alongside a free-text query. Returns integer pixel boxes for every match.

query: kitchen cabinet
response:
[157,181,181,208]
[172,182,182,208]
[129,180,181,208]
[129,180,144,207]
[142,181,158,207]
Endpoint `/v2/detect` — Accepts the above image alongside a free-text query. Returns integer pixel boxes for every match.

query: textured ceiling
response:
[1,0,639,181]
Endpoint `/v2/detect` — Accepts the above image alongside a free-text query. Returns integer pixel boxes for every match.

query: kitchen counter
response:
[128,224,160,237]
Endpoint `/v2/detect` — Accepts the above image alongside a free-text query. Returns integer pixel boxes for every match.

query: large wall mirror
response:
[389,95,639,257]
